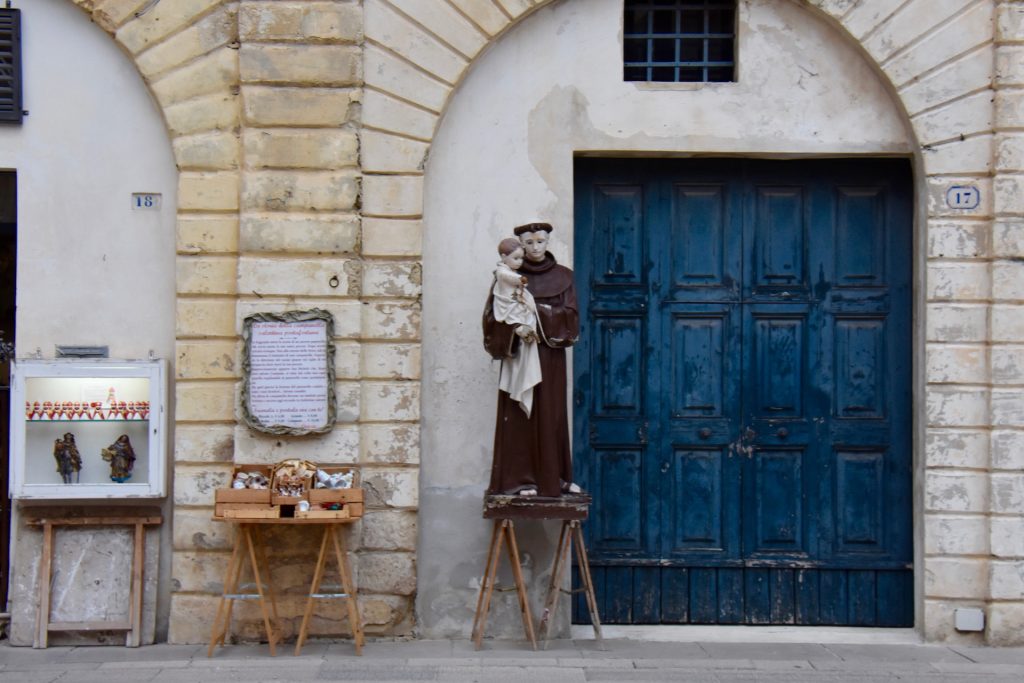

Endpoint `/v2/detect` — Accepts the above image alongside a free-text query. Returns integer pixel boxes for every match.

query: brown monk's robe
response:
[484,252,579,497]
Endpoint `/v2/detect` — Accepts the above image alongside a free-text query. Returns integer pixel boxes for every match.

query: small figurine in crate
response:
[232,471,269,489]
[101,434,136,483]
[272,459,316,498]
[275,475,307,497]
[53,433,82,484]
[315,468,354,489]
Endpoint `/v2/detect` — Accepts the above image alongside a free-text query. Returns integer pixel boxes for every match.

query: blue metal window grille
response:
[624,0,736,83]
[0,8,21,124]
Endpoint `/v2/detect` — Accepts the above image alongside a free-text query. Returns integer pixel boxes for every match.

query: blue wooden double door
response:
[572,158,913,626]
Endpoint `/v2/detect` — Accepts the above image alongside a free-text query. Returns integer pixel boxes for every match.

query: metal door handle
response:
[777,428,789,439]
[661,461,670,473]
[698,427,712,440]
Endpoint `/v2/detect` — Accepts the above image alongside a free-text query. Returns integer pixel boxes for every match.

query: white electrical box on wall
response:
[954,608,985,632]
[9,359,167,499]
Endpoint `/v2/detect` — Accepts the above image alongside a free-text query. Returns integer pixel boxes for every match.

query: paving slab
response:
[451,639,549,656]
[356,639,453,658]
[318,663,437,680]
[62,645,205,663]
[750,659,820,670]
[700,642,838,661]
[633,657,754,669]
[100,659,192,669]
[574,638,707,658]
[556,657,638,668]
[0,648,75,665]
[824,643,968,663]
[930,661,1024,674]
[949,646,1024,664]
[432,668,587,683]
[0,673,63,683]
[192,653,321,667]
[584,671,719,682]
[48,668,164,683]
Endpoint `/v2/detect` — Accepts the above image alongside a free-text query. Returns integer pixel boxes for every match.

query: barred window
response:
[0,8,21,124]
[624,0,736,83]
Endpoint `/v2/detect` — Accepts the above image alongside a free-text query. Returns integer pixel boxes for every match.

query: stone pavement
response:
[1,637,1022,682]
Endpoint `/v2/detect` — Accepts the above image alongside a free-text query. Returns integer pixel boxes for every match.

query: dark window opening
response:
[0,170,16,609]
[624,1,736,83]
[0,8,21,124]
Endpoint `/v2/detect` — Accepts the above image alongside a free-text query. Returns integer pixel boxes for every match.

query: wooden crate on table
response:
[215,465,272,504]
[214,465,274,518]
[217,504,281,519]
[295,506,358,520]
[308,466,364,519]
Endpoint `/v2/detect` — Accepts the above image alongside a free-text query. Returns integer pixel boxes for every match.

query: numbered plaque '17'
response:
[241,309,336,436]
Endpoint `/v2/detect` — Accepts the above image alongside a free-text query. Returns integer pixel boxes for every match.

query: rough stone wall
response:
[59,0,1024,644]
[66,0,417,643]
[988,0,1024,645]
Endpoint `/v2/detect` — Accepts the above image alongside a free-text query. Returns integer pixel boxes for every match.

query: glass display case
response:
[9,359,167,499]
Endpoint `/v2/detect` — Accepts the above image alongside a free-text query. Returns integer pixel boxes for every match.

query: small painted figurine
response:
[101,434,136,483]
[52,433,82,484]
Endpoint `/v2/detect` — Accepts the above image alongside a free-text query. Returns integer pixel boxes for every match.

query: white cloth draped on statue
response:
[491,264,543,417]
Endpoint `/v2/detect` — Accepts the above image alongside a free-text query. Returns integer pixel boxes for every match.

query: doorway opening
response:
[0,170,15,610]
[573,157,913,626]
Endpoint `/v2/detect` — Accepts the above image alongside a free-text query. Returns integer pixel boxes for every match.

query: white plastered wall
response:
[0,0,176,644]
[419,0,915,638]
[0,0,177,358]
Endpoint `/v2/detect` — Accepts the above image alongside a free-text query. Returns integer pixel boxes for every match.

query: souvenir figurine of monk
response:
[483,222,582,497]
[101,434,136,483]
[491,237,542,417]
[52,433,82,484]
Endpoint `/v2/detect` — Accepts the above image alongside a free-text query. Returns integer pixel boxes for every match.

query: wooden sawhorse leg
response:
[470,519,537,651]
[34,522,54,649]
[207,524,281,657]
[537,519,603,650]
[294,524,363,656]
[126,521,146,647]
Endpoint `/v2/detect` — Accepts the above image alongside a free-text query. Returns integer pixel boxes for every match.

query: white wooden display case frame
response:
[9,359,167,499]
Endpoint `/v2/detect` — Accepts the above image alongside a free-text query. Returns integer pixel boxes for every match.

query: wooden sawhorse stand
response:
[208,517,363,657]
[471,517,537,650]
[537,518,603,649]
[293,522,364,656]
[207,522,282,656]
[29,510,162,648]
[471,494,602,650]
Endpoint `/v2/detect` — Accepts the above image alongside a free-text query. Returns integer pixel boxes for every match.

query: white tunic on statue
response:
[492,263,543,417]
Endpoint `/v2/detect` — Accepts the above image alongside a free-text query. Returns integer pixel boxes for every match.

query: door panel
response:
[672,448,726,551]
[574,158,912,626]
[594,448,644,552]
[752,186,806,291]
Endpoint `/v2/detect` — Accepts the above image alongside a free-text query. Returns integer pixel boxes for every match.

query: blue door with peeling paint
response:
[573,158,913,626]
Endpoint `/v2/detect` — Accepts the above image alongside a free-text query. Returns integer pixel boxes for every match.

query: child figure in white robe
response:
[492,237,543,417]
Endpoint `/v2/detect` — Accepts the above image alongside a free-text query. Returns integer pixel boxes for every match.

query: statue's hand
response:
[515,325,537,343]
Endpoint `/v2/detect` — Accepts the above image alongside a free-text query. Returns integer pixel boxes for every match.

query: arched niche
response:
[418,0,918,637]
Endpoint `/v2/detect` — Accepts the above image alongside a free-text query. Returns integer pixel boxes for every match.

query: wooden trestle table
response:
[207,516,363,657]
[472,494,603,651]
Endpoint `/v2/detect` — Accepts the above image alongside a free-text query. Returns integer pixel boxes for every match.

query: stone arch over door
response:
[381,0,1016,643]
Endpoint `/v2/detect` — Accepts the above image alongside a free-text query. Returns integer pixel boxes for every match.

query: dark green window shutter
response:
[0,8,21,124]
